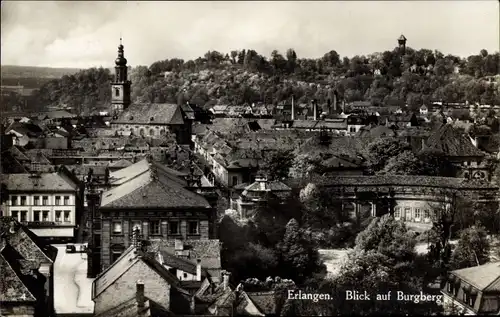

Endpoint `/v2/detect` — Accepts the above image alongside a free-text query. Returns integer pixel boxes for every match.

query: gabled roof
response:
[246,291,283,315]
[0,247,37,303]
[148,239,221,281]
[3,172,78,192]
[100,169,210,209]
[113,104,184,125]
[451,262,500,292]
[0,217,57,263]
[424,124,484,157]
[93,246,180,299]
[34,110,76,120]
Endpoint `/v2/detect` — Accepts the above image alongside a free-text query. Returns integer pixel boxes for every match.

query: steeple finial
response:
[120,36,122,46]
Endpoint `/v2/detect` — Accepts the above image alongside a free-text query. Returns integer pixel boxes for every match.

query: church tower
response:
[398,34,407,56]
[111,39,131,113]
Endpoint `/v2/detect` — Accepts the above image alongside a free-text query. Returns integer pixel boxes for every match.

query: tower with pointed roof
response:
[111,38,131,114]
[398,34,407,55]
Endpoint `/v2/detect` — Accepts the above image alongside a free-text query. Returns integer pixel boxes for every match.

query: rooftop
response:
[113,103,184,125]
[3,172,78,192]
[100,169,210,209]
[93,245,180,299]
[452,262,500,292]
[425,124,485,157]
[0,245,37,303]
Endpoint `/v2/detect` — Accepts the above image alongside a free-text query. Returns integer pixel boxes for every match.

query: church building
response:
[109,40,193,145]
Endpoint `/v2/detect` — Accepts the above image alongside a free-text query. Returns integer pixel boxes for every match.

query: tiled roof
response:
[66,165,108,176]
[100,169,210,209]
[113,103,184,125]
[93,246,180,299]
[243,180,291,193]
[424,124,484,157]
[159,251,208,277]
[5,122,44,136]
[109,159,150,185]
[109,159,133,168]
[0,217,57,263]
[292,120,317,129]
[452,262,500,291]
[148,239,221,279]
[323,154,363,168]
[298,175,498,190]
[357,125,396,138]
[3,172,78,192]
[34,110,76,120]
[246,291,283,315]
[181,104,195,120]
[316,120,348,130]
[23,149,52,164]
[7,146,30,161]
[0,246,37,303]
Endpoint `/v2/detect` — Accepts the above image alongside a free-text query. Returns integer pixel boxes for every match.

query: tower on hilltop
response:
[111,38,131,114]
[398,34,407,55]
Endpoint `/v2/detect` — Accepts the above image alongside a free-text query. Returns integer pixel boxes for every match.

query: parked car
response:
[66,244,76,253]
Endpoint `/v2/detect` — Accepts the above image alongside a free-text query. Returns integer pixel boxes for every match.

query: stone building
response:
[87,159,216,273]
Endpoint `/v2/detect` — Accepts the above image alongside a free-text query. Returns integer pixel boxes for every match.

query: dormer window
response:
[150,117,154,121]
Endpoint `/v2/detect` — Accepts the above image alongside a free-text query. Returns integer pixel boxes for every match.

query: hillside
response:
[6,47,500,114]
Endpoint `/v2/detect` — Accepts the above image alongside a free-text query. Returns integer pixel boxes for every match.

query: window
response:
[111,251,122,263]
[131,221,141,233]
[183,273,188,279]
[414,208,421,221]
[112,221,123,234]
[115,88,120,97]
[42,196,48,206]
[55,211,62,223]
[34,196,40,206]
[20,211,27,222]
[394,207,401,218]
[447,282,452,293]
[11,196,18,206]
[42,210,49,222]
[64,196,70,205]
[55,196,61,206]
[404,207,411,220]
[64,211,70,223]
[188,221,199,235]
[169,221,179,235]
[232,176,238,186]
[463,292,468,303]
[11,210,19,220]
[34,211,40,222]
[349,127,356,133]
[20,196,26,206]
[150,220,161,235]
[149,129,155,136]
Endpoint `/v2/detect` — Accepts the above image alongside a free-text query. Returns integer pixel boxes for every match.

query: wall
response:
[93,260,171,315]
[0,303,35,317]
[44,137,68,150]
[5,193,76,225]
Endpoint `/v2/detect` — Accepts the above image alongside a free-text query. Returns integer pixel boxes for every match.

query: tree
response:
[258,148,294,180]
[277,219,325,283]
[364,138,410,174]
[311,215,441,315]
[381,149,457,177]
[450,225,490,269]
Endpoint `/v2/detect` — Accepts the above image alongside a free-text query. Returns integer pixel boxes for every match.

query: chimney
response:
[333,92,338,113]
[313,100,318,121]
[222,271,231,290]
[196,259,202,281]
[175,239,184,251]
[136,280,145,309]
[291,96,295,121]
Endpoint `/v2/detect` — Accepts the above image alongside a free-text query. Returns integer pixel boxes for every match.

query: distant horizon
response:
[1,1,498,69]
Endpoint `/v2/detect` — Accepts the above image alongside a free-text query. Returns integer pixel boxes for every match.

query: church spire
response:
[111,37,131,113]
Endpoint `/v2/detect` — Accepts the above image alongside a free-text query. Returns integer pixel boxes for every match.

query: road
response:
[53,245,94,316]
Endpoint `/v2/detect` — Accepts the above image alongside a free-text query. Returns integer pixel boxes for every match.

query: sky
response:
[1,1,499,69]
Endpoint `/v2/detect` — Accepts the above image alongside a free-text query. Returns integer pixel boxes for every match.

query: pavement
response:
[53,244,95,316]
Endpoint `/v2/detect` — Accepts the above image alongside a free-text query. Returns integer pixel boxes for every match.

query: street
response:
[53,244,94,316]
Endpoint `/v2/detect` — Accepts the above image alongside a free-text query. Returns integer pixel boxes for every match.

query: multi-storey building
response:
[1,172,79,242]
[86,159,216,275]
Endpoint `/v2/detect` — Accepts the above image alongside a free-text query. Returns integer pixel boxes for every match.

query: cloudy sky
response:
[1,1,499,68]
